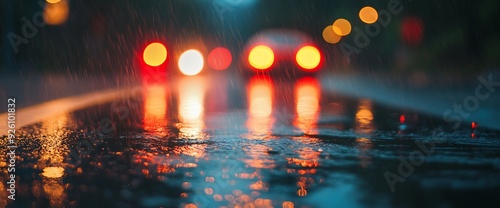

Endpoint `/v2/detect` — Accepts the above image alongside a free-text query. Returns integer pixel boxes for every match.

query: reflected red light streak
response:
[244,76,275,170]
[143,85,167,134]
[247,76,274,138]
[294,77,320,134]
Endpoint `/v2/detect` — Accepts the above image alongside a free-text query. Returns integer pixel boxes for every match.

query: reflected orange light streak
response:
[243,76,276,174]
[355,100,374,167]
[295,78,320,134]
[247,76,274,138]
[356,138,373,168]
[39,113,71,175]
[243,144,275,169]
[37,113,71,207]
[178,77,206,139]
[355,99,374,135]
[143,85,167,133]
[287,147,320,170]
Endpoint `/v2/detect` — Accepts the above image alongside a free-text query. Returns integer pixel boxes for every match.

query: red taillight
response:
[295,46,322,71]
[208,47,232,71]
[248,45,275,70]
[143,42,168,67]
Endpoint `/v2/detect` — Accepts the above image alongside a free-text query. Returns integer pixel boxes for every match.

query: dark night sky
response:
[1,0,499,73]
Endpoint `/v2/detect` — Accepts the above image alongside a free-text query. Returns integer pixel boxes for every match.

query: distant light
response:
[400,115,405,123]
[178,50,204,76]
[472,122,478,129]
[401,16,424,45]
[322,25,341,44]
[332,18,351,36]
[296,46,321,70]
[143,42,168,67]
[248,45,274,70]
[359,6,378,24]
[208,47,232,70]
[44,0,69,25]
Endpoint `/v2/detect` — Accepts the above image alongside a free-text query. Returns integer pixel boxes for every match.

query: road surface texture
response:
[1,73,499,208]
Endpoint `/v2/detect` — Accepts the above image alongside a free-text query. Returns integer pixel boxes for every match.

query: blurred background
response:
[1,1,500,207]
[1,0,499,75]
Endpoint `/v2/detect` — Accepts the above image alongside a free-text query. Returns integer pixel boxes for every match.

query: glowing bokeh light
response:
[248,45,274,70]
[322,25,341,44]
[208,47,232,70]
[178,50,204,76]
[332,18,352,36]
[296,46,321,70]
[143,42,168,67]
[44,0,69,25]
[401,16,424,45]
[359,6,378,24]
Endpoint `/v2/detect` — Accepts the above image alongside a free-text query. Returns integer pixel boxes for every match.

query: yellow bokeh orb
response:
[296,46,321,70]
[248,45,274,70]
[322,25,341,44]
[143,42,168,67]
[359,6,379,24]
[332,18,352,36]
[46,0,61,4]
[178,49,204,76]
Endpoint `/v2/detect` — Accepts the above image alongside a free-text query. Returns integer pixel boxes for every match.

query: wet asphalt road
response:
[1,74,500,208]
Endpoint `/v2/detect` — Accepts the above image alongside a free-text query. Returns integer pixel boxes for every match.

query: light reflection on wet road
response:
[1,74,500,208]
